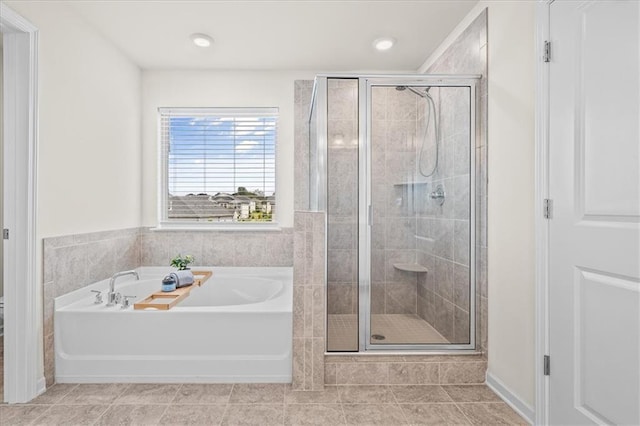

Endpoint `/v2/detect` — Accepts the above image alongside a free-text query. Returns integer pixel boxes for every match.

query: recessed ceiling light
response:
[373,37,395,51]
[190,33,213,48]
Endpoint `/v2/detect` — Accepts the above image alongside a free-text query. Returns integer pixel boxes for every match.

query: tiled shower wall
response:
[414,85,473,344]
[42,227,293,385]
[425,10,488,351]
[370,87,422,316]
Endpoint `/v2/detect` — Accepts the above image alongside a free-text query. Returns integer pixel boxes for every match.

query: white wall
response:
[484,1,536,410]
[5,0,142,385]
[141,70,314,228]
[6,1,142,238]
[421,0,537,411]
[0,40,3,299]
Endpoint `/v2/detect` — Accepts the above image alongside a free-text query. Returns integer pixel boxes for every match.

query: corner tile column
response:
[292,211,325,390]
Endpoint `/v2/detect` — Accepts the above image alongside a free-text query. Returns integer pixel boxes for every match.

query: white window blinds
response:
[159,107,277,223]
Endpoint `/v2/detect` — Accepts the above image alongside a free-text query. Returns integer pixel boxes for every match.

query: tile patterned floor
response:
[1,383,528,425]
[328,314,449,351]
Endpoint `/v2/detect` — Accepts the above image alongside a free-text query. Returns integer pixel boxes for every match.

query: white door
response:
[549,1,640,424]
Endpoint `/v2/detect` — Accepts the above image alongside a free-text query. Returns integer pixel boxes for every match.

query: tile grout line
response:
[337,388,349,426]
[26,382,79,424]
[338,401,348,426]
[388,384,411,425]
[157,402,172,424]
[27,404,53,425]
[156,383,183,423]
[218,384,235,425]
[440,384,457,404]
[88,404,112,426]
[90,383,132,425]
[169,383,183,404]
[453,400,477,425]
[281,384,286,426]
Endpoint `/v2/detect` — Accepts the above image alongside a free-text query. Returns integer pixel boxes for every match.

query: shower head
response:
[395,85,431,98]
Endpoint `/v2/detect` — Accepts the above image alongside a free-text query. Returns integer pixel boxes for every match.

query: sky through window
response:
[166,114,276,196]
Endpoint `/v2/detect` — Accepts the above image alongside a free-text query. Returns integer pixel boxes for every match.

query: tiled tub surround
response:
[292,211,326,391]
[43,228,141,386]
[139,228,293,268]
[43,227,293,386]
[426,9,488,352]
[2,382,527,425]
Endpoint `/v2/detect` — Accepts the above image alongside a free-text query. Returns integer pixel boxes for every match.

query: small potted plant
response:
[170,254,195,288]
[170,254,194,270]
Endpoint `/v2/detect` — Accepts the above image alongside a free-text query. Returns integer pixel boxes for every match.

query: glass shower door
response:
[364,79,476,350]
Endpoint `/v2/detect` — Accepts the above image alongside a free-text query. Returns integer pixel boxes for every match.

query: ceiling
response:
[67,0,477,71]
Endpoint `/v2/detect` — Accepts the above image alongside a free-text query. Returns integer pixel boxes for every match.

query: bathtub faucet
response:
[107,270,139,306]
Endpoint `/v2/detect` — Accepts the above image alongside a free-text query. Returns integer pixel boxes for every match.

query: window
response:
[159,107,277,226]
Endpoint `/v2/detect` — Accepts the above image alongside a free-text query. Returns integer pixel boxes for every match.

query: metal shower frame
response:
[309,74,481,353]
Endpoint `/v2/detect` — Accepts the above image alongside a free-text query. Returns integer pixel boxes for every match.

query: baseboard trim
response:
[486,372,535,425]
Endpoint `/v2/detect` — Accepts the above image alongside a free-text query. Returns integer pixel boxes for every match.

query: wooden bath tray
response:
[134,270,213,310]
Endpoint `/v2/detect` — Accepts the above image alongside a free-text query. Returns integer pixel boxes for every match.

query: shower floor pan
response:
[327,314,448,351]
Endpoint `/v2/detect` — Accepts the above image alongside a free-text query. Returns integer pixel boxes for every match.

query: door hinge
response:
[544,199,553,219]
[544,40,551,62]
[544,355,551,376]
[3,229,9,240]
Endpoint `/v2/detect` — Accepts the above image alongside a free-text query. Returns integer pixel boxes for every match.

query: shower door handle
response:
[368,205,372,225]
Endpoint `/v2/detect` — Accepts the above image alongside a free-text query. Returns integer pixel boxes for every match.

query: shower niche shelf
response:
[393,263,429,273]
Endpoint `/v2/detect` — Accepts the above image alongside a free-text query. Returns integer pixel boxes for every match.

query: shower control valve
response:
[429,185,446,206]
[90,290,103,304]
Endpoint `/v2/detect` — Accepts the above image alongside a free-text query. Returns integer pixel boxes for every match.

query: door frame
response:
[1,3,42,403]
[535,0,552,424]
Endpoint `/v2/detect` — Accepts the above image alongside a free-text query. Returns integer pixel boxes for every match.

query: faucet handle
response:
[121,295,136,309]
[90,290,103,304]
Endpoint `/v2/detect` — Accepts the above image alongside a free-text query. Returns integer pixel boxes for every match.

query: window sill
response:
[151,222,283,232]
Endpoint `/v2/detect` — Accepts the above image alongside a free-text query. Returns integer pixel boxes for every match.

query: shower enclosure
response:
[309,75,479,352]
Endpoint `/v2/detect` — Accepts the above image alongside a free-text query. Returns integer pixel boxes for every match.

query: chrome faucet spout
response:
[107,270,139,306]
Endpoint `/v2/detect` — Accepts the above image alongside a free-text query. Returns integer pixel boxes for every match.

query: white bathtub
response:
[54,267,293,383]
